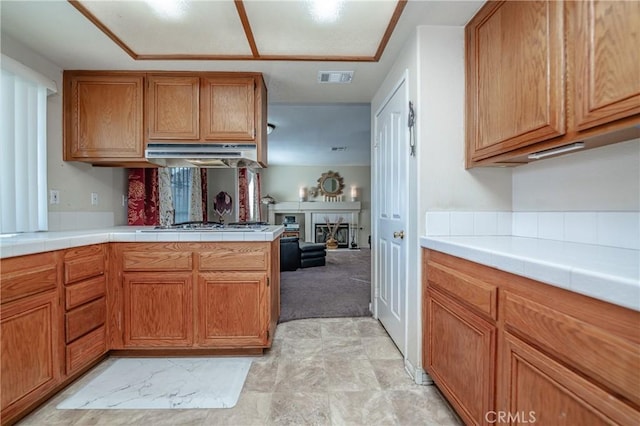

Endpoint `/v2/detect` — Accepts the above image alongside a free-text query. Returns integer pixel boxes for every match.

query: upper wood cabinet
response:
[146,75,200,140]
[64,72,146,165]
[466,0,640,167]
[201,77,255,141]
[573,0,640,131]
[466,0,565,163]
[64,71,268,167]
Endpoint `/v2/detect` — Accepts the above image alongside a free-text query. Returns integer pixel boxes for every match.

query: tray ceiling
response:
[70,0,407,61]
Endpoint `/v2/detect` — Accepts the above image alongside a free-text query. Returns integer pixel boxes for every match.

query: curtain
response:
[158,168,174,226]
[255,171,262,221]
[127,168,159,225]
[238,168,249,222]
[0,55,55,233]
[201,169,208,222]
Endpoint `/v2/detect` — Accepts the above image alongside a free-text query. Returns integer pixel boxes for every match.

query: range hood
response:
[145,143,259,168]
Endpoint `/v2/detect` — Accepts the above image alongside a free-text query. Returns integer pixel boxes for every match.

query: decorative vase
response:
[326,237,339,249]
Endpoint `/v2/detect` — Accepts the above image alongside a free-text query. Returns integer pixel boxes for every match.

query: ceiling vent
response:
[331,146,347,152]
[318,71,354,84]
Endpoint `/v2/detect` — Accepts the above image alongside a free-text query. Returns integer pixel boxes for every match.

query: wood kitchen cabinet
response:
[62,245,107,374]
[145,73,268,166]
[572,0,640,131]
[466,0,640,167]
[1,252,61,425]
[123,272,193,347]
[422,249,640,426]
[63,72,148,166]
[109,241,278,351]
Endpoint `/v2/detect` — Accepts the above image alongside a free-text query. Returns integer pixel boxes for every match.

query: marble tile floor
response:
[18,317,462,426]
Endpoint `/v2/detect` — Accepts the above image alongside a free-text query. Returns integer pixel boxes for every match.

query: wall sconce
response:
[350,186,358,202]
[267,123,276,135]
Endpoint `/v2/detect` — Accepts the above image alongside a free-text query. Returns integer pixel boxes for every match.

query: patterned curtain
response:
[127,168,159,225]
[238,167,249,222]
[201,169,208,222]
[255,171,262,221]
[158,168,174,226]
[189,169,203,222]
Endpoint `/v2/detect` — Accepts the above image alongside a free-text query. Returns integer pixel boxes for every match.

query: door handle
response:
[393,231,405,239]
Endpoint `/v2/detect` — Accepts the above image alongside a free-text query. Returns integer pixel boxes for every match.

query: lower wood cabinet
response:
[501,332,637,426]
[0,253,61,425]
[426,288,496,426]
[111,242,279,351]
[198,272,268,347]
[422,249,640,426]
[122,272,193,347]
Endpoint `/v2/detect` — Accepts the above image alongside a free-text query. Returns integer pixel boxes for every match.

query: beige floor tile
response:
[322,337,367,361]
[387,388,463,426]
[204,391,272,426]
[353,318,390,337]
[329,391,398,426]
[370,359,419,390]
[361,337,403,360]
[278,337,324,360]
[277,320,323,339]
[321,319,360,338]
[243,359,279,392]
[275,359,328,392]
[324,360,381,392]
[268,392,331,426]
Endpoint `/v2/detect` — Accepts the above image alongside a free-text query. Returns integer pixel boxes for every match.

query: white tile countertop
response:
[420,236,640,312]
[0,225,285,259]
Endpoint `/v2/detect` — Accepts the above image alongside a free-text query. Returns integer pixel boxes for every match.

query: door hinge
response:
[267,330,270,339]
[267,277,270,287]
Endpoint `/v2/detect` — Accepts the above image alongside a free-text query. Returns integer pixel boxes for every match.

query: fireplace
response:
[315,223,349,248]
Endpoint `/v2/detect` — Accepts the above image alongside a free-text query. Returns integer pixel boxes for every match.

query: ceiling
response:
[0,0,484,166]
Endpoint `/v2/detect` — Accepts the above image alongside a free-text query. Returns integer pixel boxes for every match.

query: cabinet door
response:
[573,0,640,130]
[466,0,565,162]
[123,273,193,347]
[147,75,200,140]
[197,272,267,347]
[64,74,144,159]
[500,332,638,426]
[426,288,495,426]
[201,77,255,141]
[1,291,60,419]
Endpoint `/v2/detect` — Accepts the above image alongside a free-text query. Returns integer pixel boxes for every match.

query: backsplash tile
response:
[425,210,639,249]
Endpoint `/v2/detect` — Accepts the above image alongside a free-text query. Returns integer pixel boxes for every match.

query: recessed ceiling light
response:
[318,71,354,84]
[307,0,344,23]
[144,0,188,20]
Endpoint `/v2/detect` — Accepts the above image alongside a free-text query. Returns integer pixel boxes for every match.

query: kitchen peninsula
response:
[0,225,283,425]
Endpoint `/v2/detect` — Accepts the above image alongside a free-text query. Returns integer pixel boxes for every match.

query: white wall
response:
[207,169,238,223]
[259,165,371,244]
[513,138,640,211]
[2,35,128,230]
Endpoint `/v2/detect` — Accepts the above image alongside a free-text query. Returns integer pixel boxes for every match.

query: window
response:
[0,55,56,233]
[170,168,191,224]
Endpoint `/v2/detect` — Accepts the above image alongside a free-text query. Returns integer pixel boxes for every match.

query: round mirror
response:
[317,171,344,197]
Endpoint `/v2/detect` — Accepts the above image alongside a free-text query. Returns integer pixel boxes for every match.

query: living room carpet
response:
[279,248,371,323]
[57,357,252,409]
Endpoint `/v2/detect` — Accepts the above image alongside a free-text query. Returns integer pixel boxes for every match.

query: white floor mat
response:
[57,357,253,409]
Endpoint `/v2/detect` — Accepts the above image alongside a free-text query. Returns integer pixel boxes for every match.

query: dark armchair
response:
[279,237,327,271]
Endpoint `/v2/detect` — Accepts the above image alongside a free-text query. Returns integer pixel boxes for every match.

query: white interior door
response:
[374,76,408,354]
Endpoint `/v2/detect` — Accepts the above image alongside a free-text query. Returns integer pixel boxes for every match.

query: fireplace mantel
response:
[267,201,361,244]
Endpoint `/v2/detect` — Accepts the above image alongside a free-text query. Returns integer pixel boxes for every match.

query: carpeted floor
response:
[279,248,371,323]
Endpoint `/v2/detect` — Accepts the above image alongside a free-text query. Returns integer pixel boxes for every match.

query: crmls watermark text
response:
[485,411,537,424]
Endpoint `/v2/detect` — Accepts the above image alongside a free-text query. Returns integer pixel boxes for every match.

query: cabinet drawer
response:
[503,290,640,407]
[64,254,104,285]
[65,297,106,343]
[66,325,106,374]
[122,251,192,271]
[198,243,268,271]
[426,261,497,320]
[65,276,106,310]
[1,252,58,304]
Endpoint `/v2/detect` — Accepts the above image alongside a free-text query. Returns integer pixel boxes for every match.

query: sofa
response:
[279,237,327,271]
